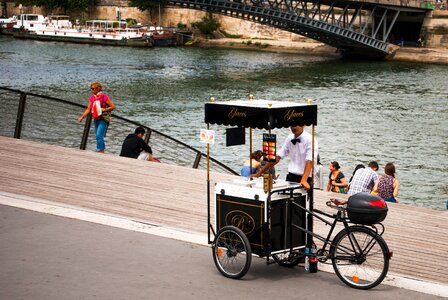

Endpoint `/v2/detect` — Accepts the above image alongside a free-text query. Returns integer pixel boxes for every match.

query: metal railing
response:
[0,86,238,175]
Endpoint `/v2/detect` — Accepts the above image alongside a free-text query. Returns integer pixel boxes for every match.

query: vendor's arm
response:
[301,160,312,190]
[251,155,281,177]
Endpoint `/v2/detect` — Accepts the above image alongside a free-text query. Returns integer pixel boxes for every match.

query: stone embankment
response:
[191,37,448,64]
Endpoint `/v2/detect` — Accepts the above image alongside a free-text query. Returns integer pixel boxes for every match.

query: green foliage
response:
[15,0,95,12]
[65,0,95,11]
[128,0,167,11]
[191,13,219,35]
[126,18,138,27]
[177,22,186,29]
[221,30,242,39]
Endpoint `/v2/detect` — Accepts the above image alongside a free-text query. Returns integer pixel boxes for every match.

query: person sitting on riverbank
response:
[241,150,263,177]
[373,162,400,203]
[348,161,379,196]
[327,161,348,194]
[120,127,159,162]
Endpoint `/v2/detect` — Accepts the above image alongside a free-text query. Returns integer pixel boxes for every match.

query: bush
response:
[192,14,220,35]
[177,22,187,29]
[221,30,242,38]
[126,18,138,27]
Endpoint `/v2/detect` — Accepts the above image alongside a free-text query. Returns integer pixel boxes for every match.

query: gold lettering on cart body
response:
[228,108,247,119]
[225,210,255,235]
[284,109,304,121]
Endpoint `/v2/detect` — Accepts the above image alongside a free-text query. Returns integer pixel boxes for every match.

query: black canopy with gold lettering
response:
[205,100,317,129]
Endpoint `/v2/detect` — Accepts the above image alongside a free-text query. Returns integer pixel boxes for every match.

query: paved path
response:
[0,136,447,297]
[0,205,443,300]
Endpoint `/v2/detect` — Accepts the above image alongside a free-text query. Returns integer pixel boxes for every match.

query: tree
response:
[192,13,220,35]
[15,0,95,14]
[128,0,168,11]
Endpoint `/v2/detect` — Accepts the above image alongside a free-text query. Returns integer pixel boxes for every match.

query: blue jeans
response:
[93,119,107,151]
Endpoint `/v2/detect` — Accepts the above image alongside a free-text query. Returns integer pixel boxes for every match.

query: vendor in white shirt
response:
[252,125,318,190]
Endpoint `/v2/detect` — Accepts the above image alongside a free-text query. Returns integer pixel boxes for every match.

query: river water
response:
[1,35,447,210]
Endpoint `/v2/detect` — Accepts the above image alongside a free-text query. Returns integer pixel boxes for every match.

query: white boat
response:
[47,15,72,29]
[12,14,47,31]
[14,20,153,47]
[0,16,17,29]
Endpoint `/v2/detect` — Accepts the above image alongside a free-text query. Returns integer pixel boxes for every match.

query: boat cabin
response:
[47,15,72,29]
[13,14,46,31]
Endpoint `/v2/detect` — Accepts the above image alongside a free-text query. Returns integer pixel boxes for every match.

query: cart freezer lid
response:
[205,99,317,130]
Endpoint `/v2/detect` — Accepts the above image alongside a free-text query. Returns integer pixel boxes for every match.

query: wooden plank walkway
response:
[1,136,447,286]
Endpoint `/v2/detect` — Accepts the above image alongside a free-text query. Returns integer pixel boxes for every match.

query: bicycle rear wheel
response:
[212,226,252,279]
[330,226,389,289]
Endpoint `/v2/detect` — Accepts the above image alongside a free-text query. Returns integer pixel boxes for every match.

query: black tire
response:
[272,252,303,267]
[212,226,252,279]
[330,226,389,289]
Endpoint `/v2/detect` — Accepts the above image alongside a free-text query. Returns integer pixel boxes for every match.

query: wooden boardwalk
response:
[0,136,447,286]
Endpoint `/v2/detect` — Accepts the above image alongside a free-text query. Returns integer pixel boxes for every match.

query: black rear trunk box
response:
[347,193,388,225]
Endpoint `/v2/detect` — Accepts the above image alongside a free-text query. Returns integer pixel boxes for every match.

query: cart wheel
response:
[212,226,252,279]
[272,252,303,267]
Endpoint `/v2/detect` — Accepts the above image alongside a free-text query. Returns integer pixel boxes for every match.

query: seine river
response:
[1,35,447,210]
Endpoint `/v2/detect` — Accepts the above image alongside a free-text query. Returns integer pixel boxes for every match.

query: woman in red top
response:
[78,82,115,153]
[374,162,400,203]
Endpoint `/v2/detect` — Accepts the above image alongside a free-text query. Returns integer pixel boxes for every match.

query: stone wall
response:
[422,10,448,48]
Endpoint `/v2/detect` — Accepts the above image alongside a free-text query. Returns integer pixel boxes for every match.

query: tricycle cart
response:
[204,97,391,289]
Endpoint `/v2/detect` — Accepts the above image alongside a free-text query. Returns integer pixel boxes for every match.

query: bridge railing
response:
[0,87,238,176]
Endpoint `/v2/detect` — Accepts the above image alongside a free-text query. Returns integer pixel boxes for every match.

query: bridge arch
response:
[160,0,430,57]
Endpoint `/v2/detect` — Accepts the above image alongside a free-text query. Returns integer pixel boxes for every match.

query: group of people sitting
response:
[241,153,400,204]
[324,160,400,203]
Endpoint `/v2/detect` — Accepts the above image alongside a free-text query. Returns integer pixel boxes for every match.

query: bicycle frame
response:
[285,199,384,261]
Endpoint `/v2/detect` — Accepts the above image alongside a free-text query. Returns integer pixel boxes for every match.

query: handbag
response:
[102,110,112,123]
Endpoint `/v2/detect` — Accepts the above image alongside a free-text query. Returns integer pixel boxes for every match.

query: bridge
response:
[161,0,432,57]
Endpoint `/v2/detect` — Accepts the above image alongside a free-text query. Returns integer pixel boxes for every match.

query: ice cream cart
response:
[204,98,318,279]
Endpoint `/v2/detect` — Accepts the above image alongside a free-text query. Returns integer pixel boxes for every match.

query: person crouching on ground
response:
[120,126,160,162]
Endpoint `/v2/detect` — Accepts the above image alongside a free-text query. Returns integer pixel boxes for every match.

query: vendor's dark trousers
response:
[286,172,313,186]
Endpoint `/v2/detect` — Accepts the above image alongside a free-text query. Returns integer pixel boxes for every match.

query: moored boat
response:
[13,20,153,47]
[147,26,178,47]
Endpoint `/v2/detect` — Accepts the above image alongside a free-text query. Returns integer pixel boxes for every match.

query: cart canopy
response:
[205,100,317,130]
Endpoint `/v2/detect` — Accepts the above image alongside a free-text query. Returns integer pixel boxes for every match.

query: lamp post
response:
[116,6,121,22]
[18,4,23,27]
